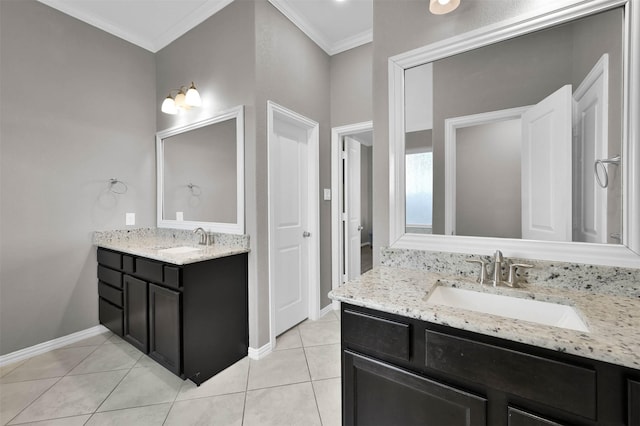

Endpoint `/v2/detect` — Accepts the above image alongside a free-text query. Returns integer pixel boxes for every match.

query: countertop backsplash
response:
[94,227,249,249]
[380,247,640,298]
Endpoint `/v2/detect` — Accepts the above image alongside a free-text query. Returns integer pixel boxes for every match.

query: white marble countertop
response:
[329,266,640,370]
[96,240,249,265]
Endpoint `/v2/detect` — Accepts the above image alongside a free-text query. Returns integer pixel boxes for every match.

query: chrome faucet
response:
[467,250,533,288]
[491,250,504,287]
[194,227,208,245]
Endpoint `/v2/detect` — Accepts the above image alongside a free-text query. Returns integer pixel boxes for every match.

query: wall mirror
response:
[389,0,639,267]
[156,105,244,234]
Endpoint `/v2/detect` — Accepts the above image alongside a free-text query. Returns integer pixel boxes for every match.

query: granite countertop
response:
[329,266,640,370]
[93,228,249,265]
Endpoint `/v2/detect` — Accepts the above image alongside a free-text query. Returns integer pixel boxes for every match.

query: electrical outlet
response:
[176,211,184,221]
[125,212,135,226]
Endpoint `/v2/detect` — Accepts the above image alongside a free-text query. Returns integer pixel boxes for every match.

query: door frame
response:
[331,121,373,309]
[267,101,320,350]
[444,106,531,236]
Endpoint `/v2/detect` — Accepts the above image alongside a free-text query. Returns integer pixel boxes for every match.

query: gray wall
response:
[372,0,611,261]
[163,118,237,223]
[254,0,331,333]
[330,43,372,127]
[0,0,156,355]
[456,119,522,238]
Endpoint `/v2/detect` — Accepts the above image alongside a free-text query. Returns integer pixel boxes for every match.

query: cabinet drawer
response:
[163,266,181,289]
[630,380,640,426]
[97,265,122,289]
[97,249,121,270]
[508,407,564,426]
[99,298,123,336]
[343,309,411,361]
[123,255,135,274]
[425,330,596,419]
[135,258,163,283]
[98,281,123,307]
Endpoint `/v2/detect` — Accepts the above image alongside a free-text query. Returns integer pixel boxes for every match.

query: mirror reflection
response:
[162,118,237,223]
[404,7,624,244]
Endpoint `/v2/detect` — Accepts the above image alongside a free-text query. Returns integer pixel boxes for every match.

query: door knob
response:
[303,231,311,238]
[357,226,364,231]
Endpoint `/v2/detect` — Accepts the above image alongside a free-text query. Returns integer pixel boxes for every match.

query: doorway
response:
[267,101,320,349]
[331,121,374,308]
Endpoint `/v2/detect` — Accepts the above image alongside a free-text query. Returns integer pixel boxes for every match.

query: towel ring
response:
[594,155,620,189]
[109,178,128,194]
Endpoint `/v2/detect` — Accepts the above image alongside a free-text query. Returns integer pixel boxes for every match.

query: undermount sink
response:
[157,246,203,255]
[426,285,589,333]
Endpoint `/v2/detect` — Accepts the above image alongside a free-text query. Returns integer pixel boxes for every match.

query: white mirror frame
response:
[389,0,640,267]
[156,105,245,234]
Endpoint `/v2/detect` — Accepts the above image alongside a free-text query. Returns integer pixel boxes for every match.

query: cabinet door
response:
[123,275,148,352]
[148,283,182,376]
[343,350,486,426]
[508,407,564,426]
[630,380,640,426]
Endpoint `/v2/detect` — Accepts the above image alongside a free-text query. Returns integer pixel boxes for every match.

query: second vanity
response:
[94,228,249,385]
[330,263,640,426]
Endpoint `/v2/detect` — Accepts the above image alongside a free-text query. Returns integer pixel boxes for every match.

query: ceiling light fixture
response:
[429,0,460,15]
[161,82,202,115]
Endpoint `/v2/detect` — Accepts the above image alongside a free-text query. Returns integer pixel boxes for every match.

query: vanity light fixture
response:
[161,82,202,115]
[429,0,460,15]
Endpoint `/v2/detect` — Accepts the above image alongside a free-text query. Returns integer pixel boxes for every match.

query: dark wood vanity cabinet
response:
[341,303,640,426]
[97,248,248,385]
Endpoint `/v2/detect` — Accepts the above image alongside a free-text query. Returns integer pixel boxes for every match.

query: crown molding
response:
[37,0,234,52]
[329,29,372,55]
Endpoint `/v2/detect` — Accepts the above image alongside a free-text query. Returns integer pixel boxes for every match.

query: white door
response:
[344,137,361,280]
[271,117,310,336]
[573,55,609,243]
[521,84,573,241]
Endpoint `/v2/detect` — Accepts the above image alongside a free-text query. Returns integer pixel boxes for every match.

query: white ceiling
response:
[36,0,373,55]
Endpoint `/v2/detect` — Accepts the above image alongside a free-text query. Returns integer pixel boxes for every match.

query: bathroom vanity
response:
[95,229,249,385]
[331,267,640,426]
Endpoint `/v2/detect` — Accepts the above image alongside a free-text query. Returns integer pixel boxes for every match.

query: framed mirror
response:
[156,105,244,234]
[389,0,639,267]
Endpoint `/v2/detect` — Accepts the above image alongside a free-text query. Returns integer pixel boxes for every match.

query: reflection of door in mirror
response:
[162,118,237,223]
[404,7,623,244]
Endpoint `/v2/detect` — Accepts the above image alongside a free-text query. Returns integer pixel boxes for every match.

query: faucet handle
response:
[507,263,533,287]
[466,259,489,285]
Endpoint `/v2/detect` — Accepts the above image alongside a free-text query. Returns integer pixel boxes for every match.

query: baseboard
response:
[248,341,272,360]
[320,303,335,318]
[0,325,109,367]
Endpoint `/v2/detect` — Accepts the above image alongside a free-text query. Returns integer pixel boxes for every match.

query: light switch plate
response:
[323,188,331,201]
[125,212,135,226]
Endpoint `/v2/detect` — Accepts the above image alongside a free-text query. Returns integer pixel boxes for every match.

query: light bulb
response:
[174,90,190,110]
[185,82,202,107]
[437,0,450,4]
[429,0,460,14]
[161,96,177,114]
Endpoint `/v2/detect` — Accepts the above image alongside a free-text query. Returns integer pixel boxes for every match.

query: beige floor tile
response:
[85,403,171,426]
[0,378,58,425]
[176,358,248,401]
[299,320,341,347]
[63,332,113,349]
[132,355,156,369]
[97,363,183,412]
[164,393,244,426]
[244,382,321,426]
[9,370,127,424]
[274,327,302,351]
[313,378,341,426]
[1,347,97,384]
[103,335,127,345]
[0,361,26,379]
[9,414,91,425]
[304,344,341,381]
[247,348,310,390]
[316,310,338,322]
[68,343,142,376]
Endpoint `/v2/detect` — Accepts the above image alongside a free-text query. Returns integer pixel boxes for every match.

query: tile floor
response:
[0,310,341,426]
